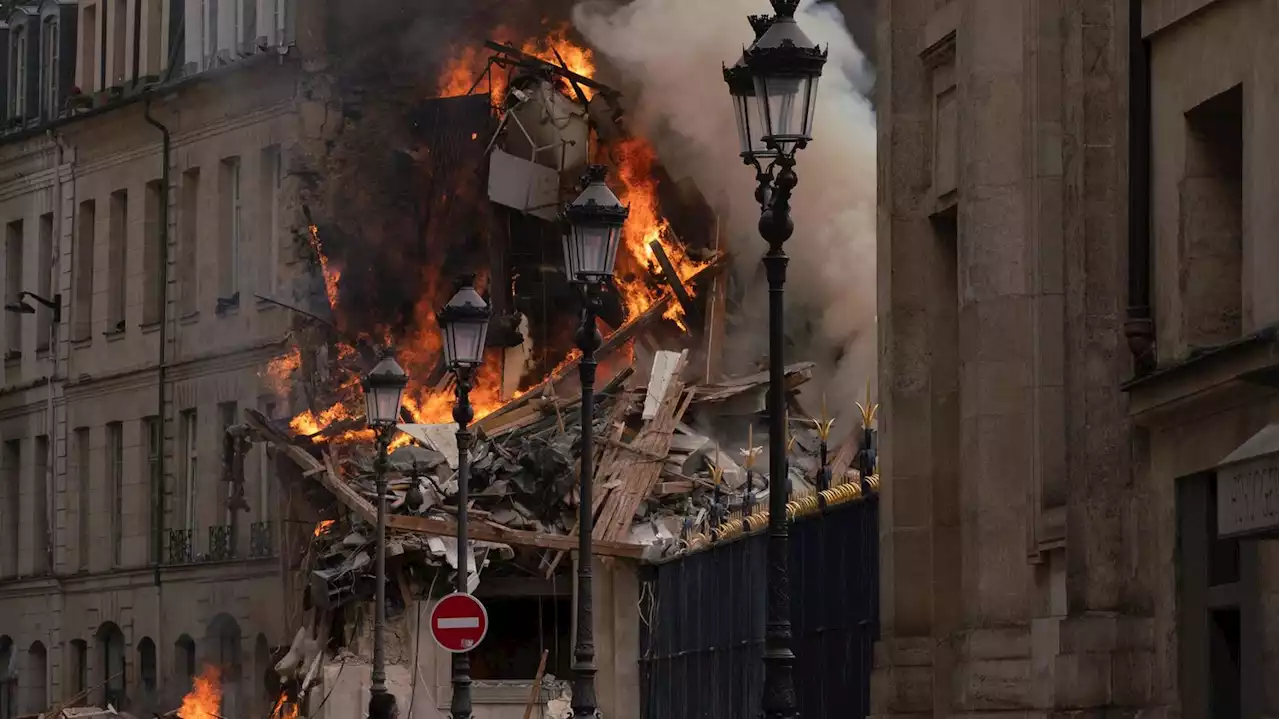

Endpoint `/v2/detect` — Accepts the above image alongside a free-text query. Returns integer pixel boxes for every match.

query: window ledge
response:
[3,350,21,364]
[140,321,162,335]
[178,312,200,326]
[103,329,126,342]
[70,337,92,349]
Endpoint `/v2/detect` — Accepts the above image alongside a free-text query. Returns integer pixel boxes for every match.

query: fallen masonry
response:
[235,341,875,717]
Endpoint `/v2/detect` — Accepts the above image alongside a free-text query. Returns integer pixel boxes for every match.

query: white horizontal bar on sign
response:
[437,617,481,629]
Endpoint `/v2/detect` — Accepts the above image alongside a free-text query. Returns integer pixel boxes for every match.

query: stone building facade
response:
[874,0,1276,717]
[0,1,305,716]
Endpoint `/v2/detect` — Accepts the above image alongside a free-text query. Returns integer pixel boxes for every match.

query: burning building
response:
[0,1,877,718]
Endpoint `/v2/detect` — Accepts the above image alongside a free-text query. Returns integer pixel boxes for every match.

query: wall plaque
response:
[1216,424,1278,539]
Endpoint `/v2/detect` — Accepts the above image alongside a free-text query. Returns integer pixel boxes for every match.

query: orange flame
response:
[612,137,708,328]
[270,693,301,719]
[263,346,301,396]
[179,665,222,719]
[271,29,692,448]
[313,519,335,537]
[435,23,596,103]
[309,225,341,311]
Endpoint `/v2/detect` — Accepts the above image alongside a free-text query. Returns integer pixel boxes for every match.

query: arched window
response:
[137,637,157,714]
[24,641,46,715]
[67,639,87,705]
[253,633,279,715]
[204,615,241,718]
[173,634,196,698]
[0,635,16,719]
[94,623,126,709]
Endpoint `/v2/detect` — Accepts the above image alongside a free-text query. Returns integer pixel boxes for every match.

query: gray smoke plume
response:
[573,0,877,432]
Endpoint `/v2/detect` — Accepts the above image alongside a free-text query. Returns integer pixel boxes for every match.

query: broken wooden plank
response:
[649,239,696,324]
[691,361,816,403]
[594,350,693,542]
[643,350,684,420]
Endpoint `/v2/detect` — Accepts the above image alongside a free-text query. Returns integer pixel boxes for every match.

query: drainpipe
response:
[143,96,170,593]
[1124,0,1155,374]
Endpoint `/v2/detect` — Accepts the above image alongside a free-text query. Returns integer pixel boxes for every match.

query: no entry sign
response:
[429,592,489,653]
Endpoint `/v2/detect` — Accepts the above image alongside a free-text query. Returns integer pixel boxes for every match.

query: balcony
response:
[166,528,193,564]
[207,525,237,562]
[249,521,275,558]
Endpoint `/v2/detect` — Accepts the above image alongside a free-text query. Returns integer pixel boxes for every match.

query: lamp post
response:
[561,164,628,719]
[437,276,492,719]
[723,2,826,717]
[363,350,409,719]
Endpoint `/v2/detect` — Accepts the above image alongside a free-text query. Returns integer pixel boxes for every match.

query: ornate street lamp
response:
[562,164,628,719]
[363,350,408,719]
[723,2,826,718]
[437,276,491,719]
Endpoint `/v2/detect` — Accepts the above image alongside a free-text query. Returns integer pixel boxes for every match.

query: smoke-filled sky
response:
[573,0,877,427]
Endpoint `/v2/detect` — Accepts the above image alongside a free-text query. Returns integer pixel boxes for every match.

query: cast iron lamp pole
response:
[723,2,827,717]
[363,350,409,719]
[562,164,629,719]
[437,276,492,719]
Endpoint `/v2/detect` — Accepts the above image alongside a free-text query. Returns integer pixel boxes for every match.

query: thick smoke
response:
[573,0,877,430]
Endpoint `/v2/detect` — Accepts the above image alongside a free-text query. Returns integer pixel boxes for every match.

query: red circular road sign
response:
[429,592,489,653]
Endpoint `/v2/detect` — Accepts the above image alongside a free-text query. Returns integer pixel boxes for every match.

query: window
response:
[95,623,125,709]
[12,24,28,120]
[0,636,15,719]
[75,428,91,571]
[41,17,59,118]
[219,401,238,531]
[258,400,276,520]
[25,641,47,714]
[36,214,52,352]
[142,181,164,324]
[0,441,20,579]
[179,169,200,315]
[174,635,196,694]
[1182,85,1244,348]
[468,595,572,681]
[108,190,128,332]
[180,409,198,532]
[107,422,124,567]
[69,639,88,703]
[74,201,96,341]
[202,0,219,66]
[137,637,157,703]
[218,157,242,306]
[80,4,98,93]
[5,220,23,358]
[111,0,127,85]
[144,417,161,563]
[270,0,286,44]
[166,0,184,77]
[259,146,281,297]
[33,435,48,574]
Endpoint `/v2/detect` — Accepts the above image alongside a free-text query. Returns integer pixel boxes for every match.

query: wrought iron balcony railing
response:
[207,525,237,562]
[167,528,193,564]
[249,521,274,558]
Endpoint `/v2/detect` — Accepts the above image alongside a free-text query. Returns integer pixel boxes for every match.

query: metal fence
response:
[639,495,879,719]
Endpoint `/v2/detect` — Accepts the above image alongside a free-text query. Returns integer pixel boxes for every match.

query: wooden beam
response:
[385,513,643,559]
[649,240,697,326]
